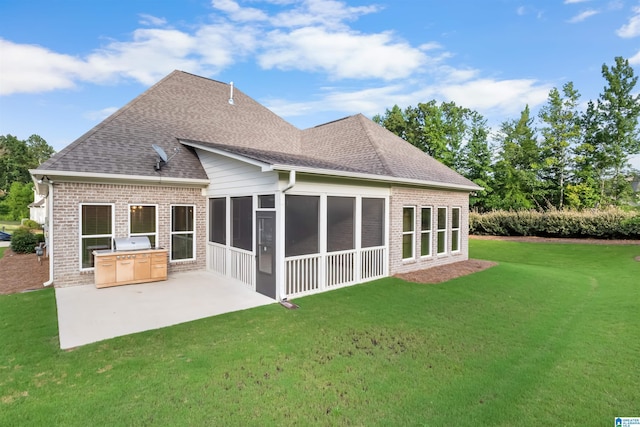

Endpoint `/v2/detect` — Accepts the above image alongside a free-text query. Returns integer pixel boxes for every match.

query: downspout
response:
[282,170,296,193]
[41,179,54,287]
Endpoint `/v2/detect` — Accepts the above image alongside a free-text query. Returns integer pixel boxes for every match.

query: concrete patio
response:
[55,271,275,349]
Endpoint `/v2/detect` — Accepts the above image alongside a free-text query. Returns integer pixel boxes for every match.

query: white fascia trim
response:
[179,140,272,171]
[269,164,483,192]
[29,169,210,187]
[176,141,482,191]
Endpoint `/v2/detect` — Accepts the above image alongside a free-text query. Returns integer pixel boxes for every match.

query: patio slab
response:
[55,271,275,349]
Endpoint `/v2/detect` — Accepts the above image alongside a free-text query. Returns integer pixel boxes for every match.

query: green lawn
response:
[1,240,639,426]
[0,220,21,233]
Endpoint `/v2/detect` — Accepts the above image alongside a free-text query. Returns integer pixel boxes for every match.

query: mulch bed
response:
[394,259,498,284]
[0,236,638,295]
[0,248,50,295]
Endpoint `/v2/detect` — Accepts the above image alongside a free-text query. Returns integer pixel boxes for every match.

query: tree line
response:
[0,134,55,220]
[374,56,640,211]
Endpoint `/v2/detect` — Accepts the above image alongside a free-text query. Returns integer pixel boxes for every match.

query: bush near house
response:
[9,227,43,253]
[470,208,640,239]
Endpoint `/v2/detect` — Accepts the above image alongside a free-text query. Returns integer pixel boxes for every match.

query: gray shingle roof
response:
[34,70,480,190]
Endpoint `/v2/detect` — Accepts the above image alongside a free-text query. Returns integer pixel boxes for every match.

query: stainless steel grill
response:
[112,236,152,251]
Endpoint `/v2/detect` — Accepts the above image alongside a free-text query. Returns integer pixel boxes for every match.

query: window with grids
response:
[171,205,195,261]
[80,204,113,269]
[437,207,447,255]
[402,207,415,260]
[129,205,157,248]
[451,207,461,252]
[420,207,432,257]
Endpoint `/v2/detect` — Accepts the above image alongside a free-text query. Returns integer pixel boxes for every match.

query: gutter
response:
[282,170,296,193]
[270,164,483,192]
[40,179,54,287]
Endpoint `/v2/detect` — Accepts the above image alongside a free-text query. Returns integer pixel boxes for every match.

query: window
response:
[231,197,252,251]
[258,194,275,209]
[129,205,157,248]
[327,196,355,252]
[80,204,113,269]
[421,207,432,257]
[361,198,385,248]
[171,205,195,261]
[402,207,415,260]
[285,195,319,257]
[452,207,461,252]
[437,207,447,255]
[209,198,226,245]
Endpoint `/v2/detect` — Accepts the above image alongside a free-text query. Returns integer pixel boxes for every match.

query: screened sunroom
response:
[205,183,389,301]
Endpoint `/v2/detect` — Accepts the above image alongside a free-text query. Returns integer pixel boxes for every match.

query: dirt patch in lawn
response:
[0,248,49,295]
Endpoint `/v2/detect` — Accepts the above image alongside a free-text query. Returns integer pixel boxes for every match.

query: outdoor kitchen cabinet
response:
[93,249,168,288]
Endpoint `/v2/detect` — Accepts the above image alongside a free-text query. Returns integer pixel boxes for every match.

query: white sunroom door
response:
[255,211,276,299]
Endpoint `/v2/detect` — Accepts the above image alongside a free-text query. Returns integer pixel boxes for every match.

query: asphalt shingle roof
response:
[35,70,479,190]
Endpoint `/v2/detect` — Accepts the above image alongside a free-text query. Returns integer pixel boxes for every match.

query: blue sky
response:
[1,0,640,168]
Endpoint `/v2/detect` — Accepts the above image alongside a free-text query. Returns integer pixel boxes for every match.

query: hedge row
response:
[470,208,640,239]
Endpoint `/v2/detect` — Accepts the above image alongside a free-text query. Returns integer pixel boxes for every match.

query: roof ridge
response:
[355,114,393,176]
[309,114,357,129]
[43,70,183,169]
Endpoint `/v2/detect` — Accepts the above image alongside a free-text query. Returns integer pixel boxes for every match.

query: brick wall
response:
[389,186,469,275]
[51,182,206,287]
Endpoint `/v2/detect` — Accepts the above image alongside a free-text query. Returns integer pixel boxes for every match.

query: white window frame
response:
[79,203,115,271]
[170,204,196,262]
[451,207,461,253]
[437,206,448,256]
[420,206,433,258]
[128,204,158,248]
[402,206,416,261]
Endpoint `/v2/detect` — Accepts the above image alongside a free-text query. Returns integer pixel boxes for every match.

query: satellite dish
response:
[152,144,168,171]
[152,144,180,171]
[152,144,168,162]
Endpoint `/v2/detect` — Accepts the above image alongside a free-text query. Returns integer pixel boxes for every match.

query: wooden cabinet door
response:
[134,253,151,281]
[116,256,135,283]
[151,252,167,280]
[95,256,116,287]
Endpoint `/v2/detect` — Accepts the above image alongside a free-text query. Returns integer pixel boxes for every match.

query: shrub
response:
[10,227,39,254]
[470,208,640,239]
[22,219,40,230]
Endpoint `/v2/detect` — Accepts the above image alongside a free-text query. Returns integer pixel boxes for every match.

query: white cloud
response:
[616,6,640,37]
[258,27,427,80]
[84,107,118,121]
[564,0,590,4]
[269,78,551,125]
[0,39,87,95]
[567,9,599,23]
[628,49,640,64]
[139,14,167,26]
[84,29,201,84]
[0,0,556,127]
[270,0,380,29]
[211,0,269,22]
[438,79,551,116]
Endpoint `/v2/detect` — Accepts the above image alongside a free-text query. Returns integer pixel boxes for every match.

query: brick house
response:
[30,71,481,300]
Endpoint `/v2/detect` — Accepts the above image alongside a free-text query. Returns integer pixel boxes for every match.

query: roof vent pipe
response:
[228,81,234,105]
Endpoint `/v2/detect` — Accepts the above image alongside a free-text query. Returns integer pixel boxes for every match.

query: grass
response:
[0,247,6,258]
[1,240,639,426]
[0,220,21,233]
